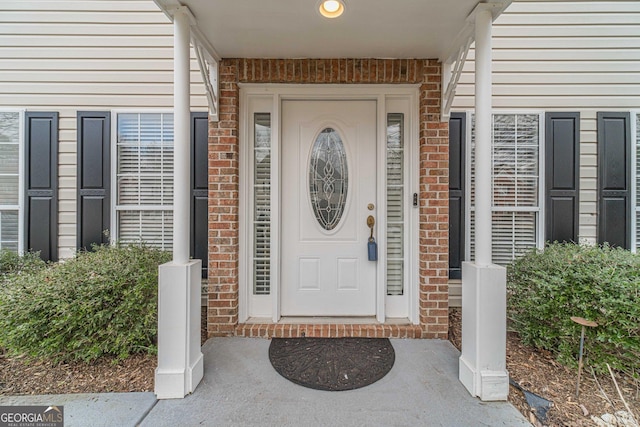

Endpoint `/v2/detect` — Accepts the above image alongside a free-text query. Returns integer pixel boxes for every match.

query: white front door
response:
[281,100,377,316]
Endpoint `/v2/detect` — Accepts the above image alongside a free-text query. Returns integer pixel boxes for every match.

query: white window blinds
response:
[0,112,20,252]
[386,113,404,296]
[253,113,271,295]
[116,113,174,250]
[470,113,541,265]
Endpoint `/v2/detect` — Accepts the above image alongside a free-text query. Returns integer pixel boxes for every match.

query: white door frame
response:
[238,84,420,324]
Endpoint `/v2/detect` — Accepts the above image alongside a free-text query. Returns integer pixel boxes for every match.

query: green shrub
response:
[0,250,46,276]
[507,242,640,373]
[0,243,170,362]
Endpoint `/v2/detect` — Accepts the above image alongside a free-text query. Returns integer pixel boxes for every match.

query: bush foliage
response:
[0,249,46,276]
[0,244,170,362]
[507,242,640,373]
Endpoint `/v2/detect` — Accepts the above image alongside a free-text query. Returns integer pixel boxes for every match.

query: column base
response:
[459,357,509,401]
[155,260,204,399]
[459,261,509,401]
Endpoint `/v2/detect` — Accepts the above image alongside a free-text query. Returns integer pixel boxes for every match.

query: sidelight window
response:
[386,114,404,295]
[253,113,271,295]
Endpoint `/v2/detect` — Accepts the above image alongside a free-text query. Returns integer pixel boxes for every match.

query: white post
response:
[474,6,492,267]
[459,4,509,401]
[173,6,190,265]
[155,6,203,399]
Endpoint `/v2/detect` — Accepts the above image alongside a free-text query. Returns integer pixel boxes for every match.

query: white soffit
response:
[154,0,512,61]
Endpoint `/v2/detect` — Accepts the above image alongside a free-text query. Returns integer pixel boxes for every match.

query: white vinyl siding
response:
[455,2,640,108]
[386,113,404,296]
[115,112,174,250]
[452,1,640,246]
[469,113,542,265]
[253,113,271,295]
[0,0,206,258]
[0,111,21,252]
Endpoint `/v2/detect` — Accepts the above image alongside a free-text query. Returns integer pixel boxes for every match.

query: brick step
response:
[233,323,429,339]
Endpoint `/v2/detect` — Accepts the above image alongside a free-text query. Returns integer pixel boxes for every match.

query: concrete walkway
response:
[0,338,530,427]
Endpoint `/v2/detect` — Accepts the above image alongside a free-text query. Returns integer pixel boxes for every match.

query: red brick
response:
[208,58,448,338]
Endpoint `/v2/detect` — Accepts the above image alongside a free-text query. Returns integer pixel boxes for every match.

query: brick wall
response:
[208,58,449,339]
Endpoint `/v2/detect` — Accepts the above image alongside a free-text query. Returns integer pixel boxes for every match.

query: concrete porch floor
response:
[0,338,530,426]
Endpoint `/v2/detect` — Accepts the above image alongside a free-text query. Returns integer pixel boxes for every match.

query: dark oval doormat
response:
[268,337,395,391]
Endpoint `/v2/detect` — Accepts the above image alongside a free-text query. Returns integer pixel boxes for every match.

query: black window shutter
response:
[77,112,111,250]
[597,112,631,248]
[190,112,208,278]
[24,112,58,261]
[448,112,466,279]
[545,112,580,243]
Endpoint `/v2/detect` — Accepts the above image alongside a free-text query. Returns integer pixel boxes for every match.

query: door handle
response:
[367,215,377,261]
[367,215,375,239]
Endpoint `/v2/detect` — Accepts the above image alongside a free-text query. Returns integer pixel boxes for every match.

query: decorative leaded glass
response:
[309,128,348,231]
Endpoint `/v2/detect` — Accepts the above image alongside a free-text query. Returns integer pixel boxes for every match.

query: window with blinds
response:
[470,113,541,265]
[116,113,174,250]
[387,113,404,295]
[636,113,640,251]
[253,113,271,295]
[0,112,20,252]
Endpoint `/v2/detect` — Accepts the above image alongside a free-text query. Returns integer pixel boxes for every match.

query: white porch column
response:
[474,6,493,268]
[459,4,509,401]
[155,6,204,399]
[173,8,190,265]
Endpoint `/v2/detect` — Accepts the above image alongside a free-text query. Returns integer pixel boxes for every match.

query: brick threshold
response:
[235,321,425,338]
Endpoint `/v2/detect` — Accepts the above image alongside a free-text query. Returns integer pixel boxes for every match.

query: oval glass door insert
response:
[309,128,348,230]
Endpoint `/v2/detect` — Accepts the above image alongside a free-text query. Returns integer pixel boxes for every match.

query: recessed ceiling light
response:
[319,0,345,18]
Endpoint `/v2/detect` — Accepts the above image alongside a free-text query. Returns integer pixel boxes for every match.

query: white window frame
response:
[464,110,546,264]
[631,110,639,252]
[110,109,174,250]
[239,85,419,324]
[0,108,25,253]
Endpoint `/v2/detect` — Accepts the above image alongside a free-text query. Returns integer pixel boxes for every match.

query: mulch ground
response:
[449,309,639,426]
[0,352,155,395]
[0,307,207,395]
[1,307,637,427]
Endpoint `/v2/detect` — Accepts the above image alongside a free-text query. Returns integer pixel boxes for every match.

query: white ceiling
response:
[155,0,512,61]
